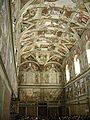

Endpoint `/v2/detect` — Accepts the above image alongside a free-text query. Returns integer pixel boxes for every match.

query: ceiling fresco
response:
[12,0,90,102]
[14,0,90,70]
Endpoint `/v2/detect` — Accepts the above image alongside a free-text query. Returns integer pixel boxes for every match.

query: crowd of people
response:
[14,115,90,120]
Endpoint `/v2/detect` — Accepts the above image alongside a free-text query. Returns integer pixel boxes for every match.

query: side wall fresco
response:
[0,0,18,97]
[63,29,90,81]
[63,29,90,115]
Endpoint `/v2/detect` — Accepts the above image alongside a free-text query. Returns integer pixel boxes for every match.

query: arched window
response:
[66,64,70,82]
[86,41,90,65]
[74,55,81,76]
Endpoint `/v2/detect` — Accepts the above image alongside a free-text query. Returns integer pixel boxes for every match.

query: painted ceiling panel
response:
[12,0,90,102]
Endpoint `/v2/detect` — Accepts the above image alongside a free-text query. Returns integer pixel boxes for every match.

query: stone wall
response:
[0,57,11,120]
[0,0,18,97]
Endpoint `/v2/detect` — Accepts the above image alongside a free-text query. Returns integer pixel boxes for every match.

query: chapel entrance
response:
[38,102,47,119]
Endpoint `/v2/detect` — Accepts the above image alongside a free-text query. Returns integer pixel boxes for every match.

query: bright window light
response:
[86,49,90,64]
[66,64,70,82]
[74,55,80,76]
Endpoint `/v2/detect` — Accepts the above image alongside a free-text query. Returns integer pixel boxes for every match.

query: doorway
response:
[38,102,47,119]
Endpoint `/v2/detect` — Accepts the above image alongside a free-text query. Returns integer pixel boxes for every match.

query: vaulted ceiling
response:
[12,0,90,103]
[14,0,90,70]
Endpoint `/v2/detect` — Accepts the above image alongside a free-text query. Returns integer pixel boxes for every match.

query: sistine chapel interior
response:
[0,0,90,120]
